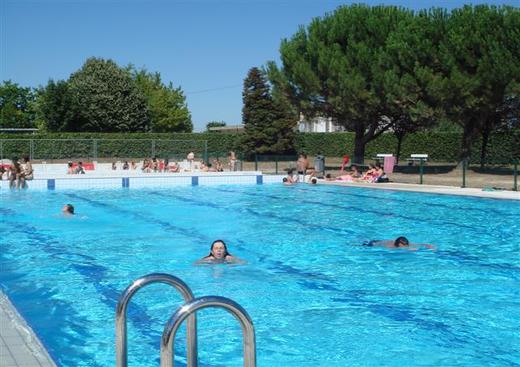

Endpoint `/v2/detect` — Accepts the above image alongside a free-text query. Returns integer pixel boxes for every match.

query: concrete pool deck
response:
[321,180,520,200]
[0,292,56,367]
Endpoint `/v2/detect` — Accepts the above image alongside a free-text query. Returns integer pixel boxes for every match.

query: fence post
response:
[514,160,518,192]
[204,141,208,163]
[93,139,98,161]
[151,140,156,158]
[461,159,467,188]
[255,154,258,171]
[0,140,3,161]
[323,156,326,177]
[419,158,424,185]
[275,156,278,174]
[30,139,34,160]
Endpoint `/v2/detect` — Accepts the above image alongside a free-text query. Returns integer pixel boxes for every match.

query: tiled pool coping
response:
[322,180,520,200]
[0,172,285,191]
[0,291,56,367]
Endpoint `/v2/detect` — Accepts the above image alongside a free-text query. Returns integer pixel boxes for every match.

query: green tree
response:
[130,67,192,132]
[206,121,227,132]
[381,8,446,162]
[270,5,420,163]
[241,67,297,155]
[437,5,520,163]
[68,58,150,132]
[242,67,274,155]
[35,79,77,131]
[0,81,36,128]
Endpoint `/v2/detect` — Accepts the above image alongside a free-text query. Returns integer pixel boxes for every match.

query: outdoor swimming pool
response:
[0,185,519,367]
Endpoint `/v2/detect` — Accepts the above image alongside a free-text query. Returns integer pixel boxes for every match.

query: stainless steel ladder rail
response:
[160,295,256,367]
[115,273,198,367]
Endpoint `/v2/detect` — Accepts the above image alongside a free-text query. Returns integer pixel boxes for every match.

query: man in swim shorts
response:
[363,237,435,250]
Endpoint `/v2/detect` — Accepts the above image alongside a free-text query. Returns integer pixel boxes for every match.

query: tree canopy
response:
[129,67,192,132]
[32,58,192,133]
[0,81,36,128]
[268,4,520,163]
[67,58,150,132]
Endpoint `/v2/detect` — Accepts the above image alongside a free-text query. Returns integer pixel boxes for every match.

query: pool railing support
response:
[116,273,198,367]
[419,158,424,185]
[161,296,256,367]
[461,159,467,188]
[514,160,518,191]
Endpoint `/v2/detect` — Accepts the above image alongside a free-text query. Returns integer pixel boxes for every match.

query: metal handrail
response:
[161,296,256,367]
[116,273,198,367]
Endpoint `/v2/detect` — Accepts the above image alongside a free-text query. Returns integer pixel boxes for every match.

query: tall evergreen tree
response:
[242,67,296,155]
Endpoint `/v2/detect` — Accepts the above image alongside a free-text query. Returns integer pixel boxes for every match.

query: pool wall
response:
[0,172,285,191]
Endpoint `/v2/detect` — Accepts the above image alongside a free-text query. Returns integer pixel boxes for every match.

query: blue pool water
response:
[0,185,519,367]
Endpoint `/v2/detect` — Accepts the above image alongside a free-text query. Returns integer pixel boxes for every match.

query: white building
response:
[298,114,344,133]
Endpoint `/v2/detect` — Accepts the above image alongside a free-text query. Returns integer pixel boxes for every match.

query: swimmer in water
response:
[62,204,75,216]
[363,236,435,250]
[195,240,246,264]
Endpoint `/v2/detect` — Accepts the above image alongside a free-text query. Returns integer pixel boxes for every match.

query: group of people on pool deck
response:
[1,156,34,189]
[333,163,389,183]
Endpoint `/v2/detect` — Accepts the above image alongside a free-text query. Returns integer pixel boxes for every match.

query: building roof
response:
[208,125,244,133]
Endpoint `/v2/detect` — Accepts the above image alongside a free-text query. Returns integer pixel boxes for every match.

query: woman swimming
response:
[195,240,245,264]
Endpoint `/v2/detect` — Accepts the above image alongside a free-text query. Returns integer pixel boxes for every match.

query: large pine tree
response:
[241,67,296,156]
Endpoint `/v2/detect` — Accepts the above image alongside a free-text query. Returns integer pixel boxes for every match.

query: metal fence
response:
[0,139,209,163]
[248,154,519,191]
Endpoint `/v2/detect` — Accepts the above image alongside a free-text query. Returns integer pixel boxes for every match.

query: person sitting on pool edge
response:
[363,236,435,250]
[283,169,298,185]
[62,204,75,216]
[195,240,245,264]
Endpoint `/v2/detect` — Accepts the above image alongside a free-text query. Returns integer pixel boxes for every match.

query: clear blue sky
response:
[1,0,517,131]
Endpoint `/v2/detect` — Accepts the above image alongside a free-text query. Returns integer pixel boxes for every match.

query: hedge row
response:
[0,131,518,163]
[296,132,519,164]
[0,133,238,161]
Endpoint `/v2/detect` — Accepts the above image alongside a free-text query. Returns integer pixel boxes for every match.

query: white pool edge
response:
[321,180,520,200]
[0,290,57,367]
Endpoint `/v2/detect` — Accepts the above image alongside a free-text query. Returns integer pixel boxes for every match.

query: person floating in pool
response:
[62,204,75,216]
[196,240,245,264]
[363,236,435,250]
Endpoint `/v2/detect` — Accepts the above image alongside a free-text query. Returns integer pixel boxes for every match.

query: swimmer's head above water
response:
[62,204,75,215]
[394,236,409,247]
[207,239,231,260]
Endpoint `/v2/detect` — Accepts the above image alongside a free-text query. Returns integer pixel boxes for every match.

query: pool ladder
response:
[115,273,256,367]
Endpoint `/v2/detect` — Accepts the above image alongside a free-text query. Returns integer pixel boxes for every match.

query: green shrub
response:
[0,131,518,163]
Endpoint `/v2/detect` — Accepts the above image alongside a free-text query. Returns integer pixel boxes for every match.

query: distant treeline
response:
[0,58,192,133]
